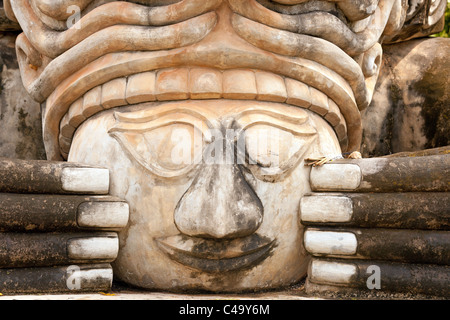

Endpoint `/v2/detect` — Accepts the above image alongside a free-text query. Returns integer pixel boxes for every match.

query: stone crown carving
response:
[6,0,446,160]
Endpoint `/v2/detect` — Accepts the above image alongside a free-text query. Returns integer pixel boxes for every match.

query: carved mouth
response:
[156,234,275,272]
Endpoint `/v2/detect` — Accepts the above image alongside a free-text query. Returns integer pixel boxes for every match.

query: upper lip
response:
[156,233,275,272]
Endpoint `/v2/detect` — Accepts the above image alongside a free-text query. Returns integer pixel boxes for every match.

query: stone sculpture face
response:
[70,100,340,290]
[9,0,445,291]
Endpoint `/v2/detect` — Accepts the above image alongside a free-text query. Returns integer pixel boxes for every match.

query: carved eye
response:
[109,111,209,178]
[233,111,317,182]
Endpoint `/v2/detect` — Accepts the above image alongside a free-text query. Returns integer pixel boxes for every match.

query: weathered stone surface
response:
[361,37,450,157]
[0,158,110,194]
[68,98,86,128]
[0,1,20,32]
[189,67,222,100]
[0,264,113,294]
[302,149,450,298]
[0,232,118,268]
[102,78,128,110]
[285,78,311,108]
[0,33,45,160]
[222,69,258,100]
[0,158,128,294]
[0,194,129,232]
[77,201,129,230]
[384,0,447,43]
[309,87,329,117]
[174,163,264,239]
[126,72,157,104]
[304,230,357,256]
[311,154,450,192]
[82,86,103,118]
[381,145,450,158]
[255,71,287,102]
[305,228,450,265]
[306,258,450,297]
[300,192,450,230]
[156,68,190,101]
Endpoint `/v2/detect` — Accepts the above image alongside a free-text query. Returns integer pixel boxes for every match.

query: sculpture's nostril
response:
[174,163,263,239]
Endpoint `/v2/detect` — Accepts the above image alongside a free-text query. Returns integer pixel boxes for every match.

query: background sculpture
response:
[0,0,448,296]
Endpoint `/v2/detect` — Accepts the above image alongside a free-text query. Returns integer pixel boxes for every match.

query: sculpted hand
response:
[0,158,129,294]
[300,152,450,297]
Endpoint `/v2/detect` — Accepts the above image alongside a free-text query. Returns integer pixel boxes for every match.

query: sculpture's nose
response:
[174,162,263,239]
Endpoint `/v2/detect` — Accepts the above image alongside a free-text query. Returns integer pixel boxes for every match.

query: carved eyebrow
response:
[109,108,214,142]
[112,105,215,123]
[233,109,317,136]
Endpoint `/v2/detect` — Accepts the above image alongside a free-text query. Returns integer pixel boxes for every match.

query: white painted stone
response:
[77,201,129,229]
[126,71,157,104]
[61,167,110,194]
[77,267,114,287]
[304,230,357,255]
[68,236,119,260]
[310,259,357,284]
[300,195,353,223]
[310,164,361,191]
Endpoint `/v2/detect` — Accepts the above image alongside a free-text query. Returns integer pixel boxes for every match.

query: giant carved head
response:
[8,0,446,291]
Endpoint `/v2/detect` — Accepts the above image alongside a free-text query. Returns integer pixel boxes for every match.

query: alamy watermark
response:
[66,5,81,30]
[66,265,81,290]
[366,265,381,290]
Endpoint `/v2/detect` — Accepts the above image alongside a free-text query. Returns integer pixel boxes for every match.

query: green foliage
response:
[432,1,450,38]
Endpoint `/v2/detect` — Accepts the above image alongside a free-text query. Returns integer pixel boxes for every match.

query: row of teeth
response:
[59,67,348,158]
